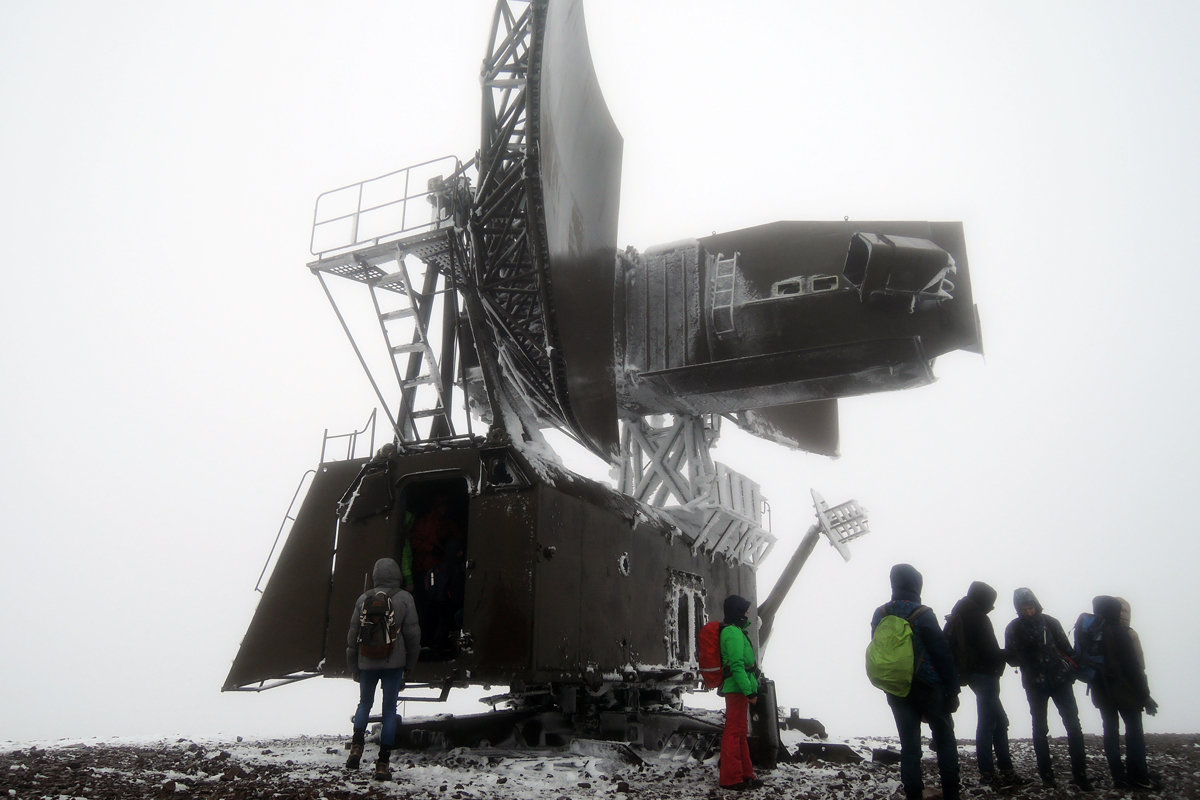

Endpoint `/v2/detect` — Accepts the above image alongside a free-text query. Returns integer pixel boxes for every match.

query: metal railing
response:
[319,409,378,465]
[255,468,317,593]
[309,155,465,260]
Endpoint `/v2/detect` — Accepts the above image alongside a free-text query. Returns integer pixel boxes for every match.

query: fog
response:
[2,1,1197,745]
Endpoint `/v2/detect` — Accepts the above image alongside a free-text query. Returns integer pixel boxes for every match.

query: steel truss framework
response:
[304,0,775,569]
[468,0,576,438]
[617,414,776,567]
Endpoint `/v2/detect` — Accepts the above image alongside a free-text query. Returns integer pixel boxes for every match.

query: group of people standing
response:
[871,564,1158,800]
[341,557,1158,794]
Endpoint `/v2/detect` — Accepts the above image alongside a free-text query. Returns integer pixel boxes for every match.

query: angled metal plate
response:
[735,401,840,458]
[223,459,366,690]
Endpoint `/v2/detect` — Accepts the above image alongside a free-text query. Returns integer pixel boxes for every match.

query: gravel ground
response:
[2,733,1197,799]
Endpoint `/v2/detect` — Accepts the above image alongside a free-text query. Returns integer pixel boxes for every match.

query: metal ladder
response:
[710,253,738,338]
[367,253,453,441]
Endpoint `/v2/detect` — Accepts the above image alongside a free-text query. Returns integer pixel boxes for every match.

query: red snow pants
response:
[720,692,756,787]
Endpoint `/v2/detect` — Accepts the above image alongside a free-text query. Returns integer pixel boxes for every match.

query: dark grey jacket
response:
[1004,587,1075,692]
[346,557,421,673]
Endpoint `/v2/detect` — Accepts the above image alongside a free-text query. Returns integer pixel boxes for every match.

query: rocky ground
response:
[3,732,1198,799]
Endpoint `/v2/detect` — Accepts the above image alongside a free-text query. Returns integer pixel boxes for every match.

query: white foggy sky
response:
[2,1,1198,744]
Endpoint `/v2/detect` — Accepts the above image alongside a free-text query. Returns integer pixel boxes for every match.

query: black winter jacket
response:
[1091,595,1152,712]
[1004,587,1076,692]
[950,581,1006,678]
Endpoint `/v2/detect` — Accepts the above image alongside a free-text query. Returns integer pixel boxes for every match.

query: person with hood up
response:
[870,564,961,800]
[345,557,421,781]
[1089,595,1159,790]
[718,594,763,791]
[1004,587,1091,790]
[949,581,1029,788]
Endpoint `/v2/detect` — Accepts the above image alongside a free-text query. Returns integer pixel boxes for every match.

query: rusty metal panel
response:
[619,244,706,415]
[625,515,672,665]
[223,459,367,690]
[537,0,623,457]
[532,486,585,675]
[462,489,538,679]
[531,477,762,678]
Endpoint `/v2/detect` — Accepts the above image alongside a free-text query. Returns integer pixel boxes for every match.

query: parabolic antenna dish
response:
[471,0,622,458]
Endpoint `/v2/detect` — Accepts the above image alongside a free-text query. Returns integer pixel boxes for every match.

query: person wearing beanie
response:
[717,594,763,791]
[1004,587,1091,790]
[870,564,961,800]
[947,581,1029,788]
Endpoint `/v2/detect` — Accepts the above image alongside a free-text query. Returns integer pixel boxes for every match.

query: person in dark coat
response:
[871,564,960,800]
[1004,587,1091,790]
[1089,595,1159,790]
[949,581,1028,787]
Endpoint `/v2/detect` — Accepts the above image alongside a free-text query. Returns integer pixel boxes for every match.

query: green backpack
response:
[866,606,929,697]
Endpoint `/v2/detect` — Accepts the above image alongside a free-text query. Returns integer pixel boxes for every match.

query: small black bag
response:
[357,591,398,660]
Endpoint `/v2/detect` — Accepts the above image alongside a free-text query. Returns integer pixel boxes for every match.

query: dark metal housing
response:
[225,442,755,696]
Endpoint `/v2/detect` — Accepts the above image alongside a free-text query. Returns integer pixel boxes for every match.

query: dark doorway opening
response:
[397,476,470,661]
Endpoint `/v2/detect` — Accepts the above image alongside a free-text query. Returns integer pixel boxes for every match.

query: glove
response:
[1145,696,1158,716]
[350,670,360,683]
[945,693,960,714]
[398,679,406,692]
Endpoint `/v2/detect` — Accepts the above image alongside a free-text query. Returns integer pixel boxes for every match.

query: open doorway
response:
[396,476,470,661]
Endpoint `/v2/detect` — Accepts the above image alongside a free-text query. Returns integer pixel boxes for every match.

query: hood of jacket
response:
[723,594,752,626]
[890,563,923,603]
[1012,587,1043,615]
[966,580,998,613]
[1094,594,1122,624]
[372,557,403,590]
[1116,596,1132,627]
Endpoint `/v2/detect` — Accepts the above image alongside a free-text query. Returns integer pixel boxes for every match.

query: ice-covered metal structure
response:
[225,0,981,753]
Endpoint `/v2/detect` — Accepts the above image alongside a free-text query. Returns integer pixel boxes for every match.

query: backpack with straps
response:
[866,605,929,697]
[1073,611,1105,685]
[696,620,726,689]
[357,590,399,660]
[943,609,971,686]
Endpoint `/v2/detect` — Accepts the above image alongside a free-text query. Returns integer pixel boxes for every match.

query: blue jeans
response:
[1098,703,1147,784]
[1025,682,1086,781]
[353,668,405,747]
[887,682,959,800]
[968,673,1013,775]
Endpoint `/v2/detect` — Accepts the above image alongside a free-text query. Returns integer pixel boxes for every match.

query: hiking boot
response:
[1129,777,1160,791]
[978,772,996,787]
[1040,773,1057,788]
[1071,774,1094,792]
[345,730,365,770]
[373,747,392,781]
[999,770,1030,787]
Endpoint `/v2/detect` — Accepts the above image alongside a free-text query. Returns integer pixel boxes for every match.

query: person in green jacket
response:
[719,594,763,790]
